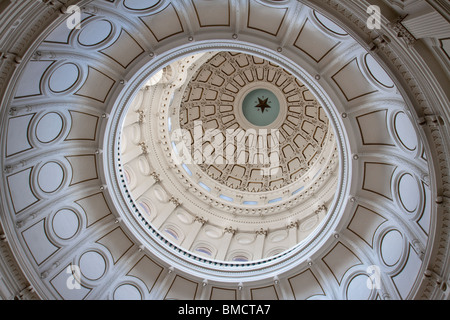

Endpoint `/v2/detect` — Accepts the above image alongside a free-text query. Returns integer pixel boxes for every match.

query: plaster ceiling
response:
[0,0,447,300]
[119,49,339,262]
[178,51,333,193]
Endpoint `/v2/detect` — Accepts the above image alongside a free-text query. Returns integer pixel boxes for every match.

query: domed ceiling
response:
[178,51,333,193]
[120,50,339,263]
[0,0,448,300]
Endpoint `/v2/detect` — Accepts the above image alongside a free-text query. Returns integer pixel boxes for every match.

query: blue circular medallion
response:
[242,89,280,126]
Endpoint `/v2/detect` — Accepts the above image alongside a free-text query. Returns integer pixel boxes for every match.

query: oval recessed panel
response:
[235,234,255,245]
[36,112,63,143]
[314,11,347,35]
[121,136,128,154]
[204,225,223,239]
[130,90,144,111]
[176,209,193,224]
[131,123,141,144]
[394,112,418,151]
[365,54,395,88]
[79,251,106,281]
[138,200,153,218]
[299,215,319,232]
[49,63,79,93]
[346,274,372,300]
[52,209,80,240]
[124,167,132,185]
[398,173,420,213]
[138,156,150,175]
[78,19,113,46]
[153,185,168,202]
[123,0,160,10]
[113,284,142,300]
[269,230,288,243]
[38,162,64,193]
[380,229,403,266]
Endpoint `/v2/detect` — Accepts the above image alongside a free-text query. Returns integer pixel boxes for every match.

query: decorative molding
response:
[0,0,448,300]
[388,16,416,47]
[255,228,267,236]
[224,226,236,234]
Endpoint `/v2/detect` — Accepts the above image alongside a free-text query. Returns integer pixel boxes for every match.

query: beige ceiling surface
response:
[0,0,448,300]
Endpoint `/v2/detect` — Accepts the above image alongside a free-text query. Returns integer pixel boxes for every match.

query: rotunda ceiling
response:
[119,50,340,263]
[177,51,333,193]
[0,0,448,301]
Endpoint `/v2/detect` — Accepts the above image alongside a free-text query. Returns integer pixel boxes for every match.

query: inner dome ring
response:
[103,41,350,278]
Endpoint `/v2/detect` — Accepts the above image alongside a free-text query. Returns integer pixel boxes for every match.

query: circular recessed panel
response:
[49,63,79,93]
[78,20,112,46]
[52,209,80,240]
[36,112,63,143]
[113,284,142,300]
[242,89,280,127]
[38,162,65,193]
[398,173,420,213]
[394,112,418,151]
[79,251,106,281]
[380,229,403,266]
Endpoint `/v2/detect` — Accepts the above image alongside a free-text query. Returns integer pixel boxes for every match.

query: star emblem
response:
[255,97,271,113]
